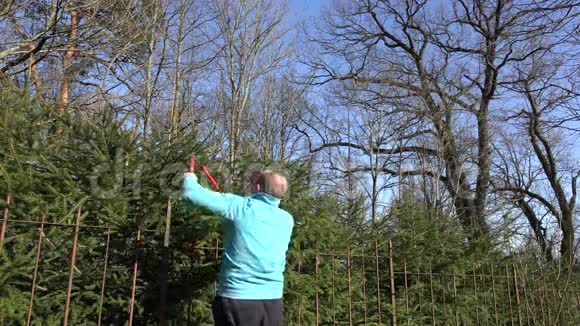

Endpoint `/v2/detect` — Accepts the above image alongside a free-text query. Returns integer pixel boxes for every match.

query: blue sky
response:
[288,0,328,23]
[285,0,579,164]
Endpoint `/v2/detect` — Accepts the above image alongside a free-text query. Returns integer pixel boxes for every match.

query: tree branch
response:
[0,37,48,73]
[495,186,561,224]
[348,166,448,183]
[310,141,439,157]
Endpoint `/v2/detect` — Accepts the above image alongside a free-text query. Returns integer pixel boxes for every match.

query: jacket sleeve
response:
[181,174,243,221]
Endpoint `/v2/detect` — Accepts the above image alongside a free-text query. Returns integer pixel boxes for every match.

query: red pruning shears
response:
[189,156,221,192]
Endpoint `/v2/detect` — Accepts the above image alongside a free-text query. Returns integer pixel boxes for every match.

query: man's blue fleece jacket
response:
[182,174,294,299]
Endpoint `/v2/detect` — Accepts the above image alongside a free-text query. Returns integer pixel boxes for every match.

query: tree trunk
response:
[517,199,553,262]
[526,82,576,262]
[56,0,80,117]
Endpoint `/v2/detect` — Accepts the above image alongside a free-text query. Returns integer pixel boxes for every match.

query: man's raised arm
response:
[181,173,242,220]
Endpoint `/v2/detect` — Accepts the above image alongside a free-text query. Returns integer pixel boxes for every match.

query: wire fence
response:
[1,194,579,325]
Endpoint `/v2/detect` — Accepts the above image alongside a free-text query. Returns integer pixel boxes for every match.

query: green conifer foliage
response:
[0,90,213,324]
[1,90,578,324]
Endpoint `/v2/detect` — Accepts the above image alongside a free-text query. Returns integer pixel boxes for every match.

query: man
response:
[182,170,294,326]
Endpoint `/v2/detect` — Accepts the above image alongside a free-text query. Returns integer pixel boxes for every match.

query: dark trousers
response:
[212,296,283,326]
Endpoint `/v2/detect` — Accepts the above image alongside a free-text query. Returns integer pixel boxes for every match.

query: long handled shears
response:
[189,156,221,192]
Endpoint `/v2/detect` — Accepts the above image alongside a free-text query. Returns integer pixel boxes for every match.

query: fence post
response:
[417,267,424,326]
[315,245,319,326]
[452,272,459,326]
[64,207,82,326]
[513,265,523,326]
[331,250,337,326]
[520,265,532,325]
[429,260,435,326]
[26,211,46,326]
[374,240,382,325]
[480,268,488,323]
[212,237,220,295]
[0,194,12,256]
[539,263,551,324]
[361,246,368,325]
[388,240,397,326]
[472,265,480,325]
[347,244,353,326]
[297,248,302,326]
[491,266,499,325]
[159,199,171,326]
[97,228,111,326]
[441,274,447,325]
[404,260,410,326]
[505,265,515,326]
[129,229,141,326]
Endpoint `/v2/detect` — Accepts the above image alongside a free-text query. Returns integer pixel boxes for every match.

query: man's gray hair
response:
[262,170,289,198]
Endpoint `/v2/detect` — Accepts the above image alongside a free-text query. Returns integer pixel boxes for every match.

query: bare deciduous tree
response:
[250,73,309,161]
[495,49,579,261]
[305,0,579,239]
[210,0,290,166]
